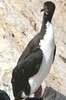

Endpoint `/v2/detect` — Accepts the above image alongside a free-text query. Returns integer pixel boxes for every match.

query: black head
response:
[41,1,55,17]
[0,90,10,100]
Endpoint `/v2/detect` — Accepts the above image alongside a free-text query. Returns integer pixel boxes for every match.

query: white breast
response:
[29,21,55,95]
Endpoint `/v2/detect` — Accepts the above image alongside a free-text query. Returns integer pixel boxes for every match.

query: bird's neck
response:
[40,13,52,33]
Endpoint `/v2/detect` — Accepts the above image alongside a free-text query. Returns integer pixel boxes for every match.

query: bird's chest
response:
[39,22,55,64]
[39,34,55,67]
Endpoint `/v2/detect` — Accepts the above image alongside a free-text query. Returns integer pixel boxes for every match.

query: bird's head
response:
[41,1,55,16]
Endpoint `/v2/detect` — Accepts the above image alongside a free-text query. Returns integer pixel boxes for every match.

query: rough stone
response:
[43,87,66,100]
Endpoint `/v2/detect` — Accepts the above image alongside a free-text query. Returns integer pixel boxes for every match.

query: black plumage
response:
[11,1,56,100]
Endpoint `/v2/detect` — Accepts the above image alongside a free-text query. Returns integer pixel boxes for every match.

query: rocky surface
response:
[43,87,66,100]
[0,0,66,100]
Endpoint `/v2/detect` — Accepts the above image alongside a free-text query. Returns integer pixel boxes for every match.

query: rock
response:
[43,87,66,100]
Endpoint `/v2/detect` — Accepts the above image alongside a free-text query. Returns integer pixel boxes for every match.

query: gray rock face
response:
[43,87,66,100]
